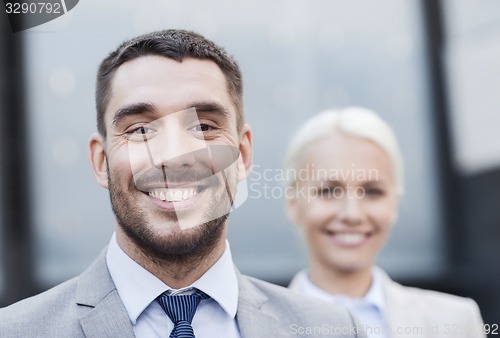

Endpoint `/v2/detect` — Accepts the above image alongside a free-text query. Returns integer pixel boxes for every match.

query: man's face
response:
[89,55,252,259]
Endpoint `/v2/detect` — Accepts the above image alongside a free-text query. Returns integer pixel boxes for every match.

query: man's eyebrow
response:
[112,103,158,126]
[190,102,230,117]
[111,101,230,126]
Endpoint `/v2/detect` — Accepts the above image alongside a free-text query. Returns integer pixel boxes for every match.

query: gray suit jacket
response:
[0,251,364,337]
[289,268,486,338]
[378,269,486,338]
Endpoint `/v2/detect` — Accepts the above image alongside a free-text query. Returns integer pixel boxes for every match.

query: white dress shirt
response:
[106,233,241,338]
[289,267,388,338]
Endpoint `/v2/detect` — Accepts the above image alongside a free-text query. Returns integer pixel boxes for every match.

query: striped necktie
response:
[156,289,209,338]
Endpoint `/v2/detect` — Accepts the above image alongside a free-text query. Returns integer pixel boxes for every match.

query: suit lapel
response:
[75,249,135,338]
[380,270,427,338]
[236,272,283,338]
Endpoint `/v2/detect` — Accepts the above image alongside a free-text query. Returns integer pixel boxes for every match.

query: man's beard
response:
[106,160,237,264]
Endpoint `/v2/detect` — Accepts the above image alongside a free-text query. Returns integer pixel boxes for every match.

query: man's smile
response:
[147,187,198,202]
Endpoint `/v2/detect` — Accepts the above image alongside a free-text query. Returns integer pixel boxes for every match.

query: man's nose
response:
[148,127,205,169]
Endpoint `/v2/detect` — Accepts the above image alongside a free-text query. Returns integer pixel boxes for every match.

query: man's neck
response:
[115,228,226,289]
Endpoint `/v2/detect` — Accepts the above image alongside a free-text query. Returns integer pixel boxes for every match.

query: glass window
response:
[442,0,500,174]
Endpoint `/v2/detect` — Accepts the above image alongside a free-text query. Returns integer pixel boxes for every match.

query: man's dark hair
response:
[96,29,243,137]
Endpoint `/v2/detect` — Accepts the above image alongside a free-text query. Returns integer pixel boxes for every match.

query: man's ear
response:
[237,124,253,181]
[89,133,109,189]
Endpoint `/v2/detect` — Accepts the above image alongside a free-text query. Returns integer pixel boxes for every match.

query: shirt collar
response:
[293,267,387,314]
[106,233,238,324]
[365,266,386,313]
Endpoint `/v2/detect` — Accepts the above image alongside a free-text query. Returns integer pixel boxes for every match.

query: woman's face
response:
[287,133,398,273]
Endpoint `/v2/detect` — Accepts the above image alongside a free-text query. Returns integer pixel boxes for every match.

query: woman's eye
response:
[365,188,384,197]
[318,186,342,197]
[319,187,331,195]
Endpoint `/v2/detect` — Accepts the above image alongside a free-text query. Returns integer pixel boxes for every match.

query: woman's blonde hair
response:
[284,107,404,195]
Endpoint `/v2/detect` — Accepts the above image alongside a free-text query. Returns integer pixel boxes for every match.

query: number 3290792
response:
[444,323,498,335]
[484,324,499,335]
[5,2,62,14]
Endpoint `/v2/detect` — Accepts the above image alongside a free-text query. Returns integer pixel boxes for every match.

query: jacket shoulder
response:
[243,275,363,337]
[395,282,481,313]
[386,278,485,337]
[0,276,84,337]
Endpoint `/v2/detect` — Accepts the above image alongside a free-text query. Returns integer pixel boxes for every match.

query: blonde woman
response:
[285,107,485,338]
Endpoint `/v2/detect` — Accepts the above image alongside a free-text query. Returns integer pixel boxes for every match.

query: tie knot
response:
[156,289,208,324]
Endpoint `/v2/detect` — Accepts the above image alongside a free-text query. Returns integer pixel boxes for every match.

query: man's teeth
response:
[334,233,366,244]
[148,188,197,202]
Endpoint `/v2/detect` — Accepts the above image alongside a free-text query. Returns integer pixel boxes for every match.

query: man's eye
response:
[128,127,153,135]
[125,126,155,141]
[190,124,218,132]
